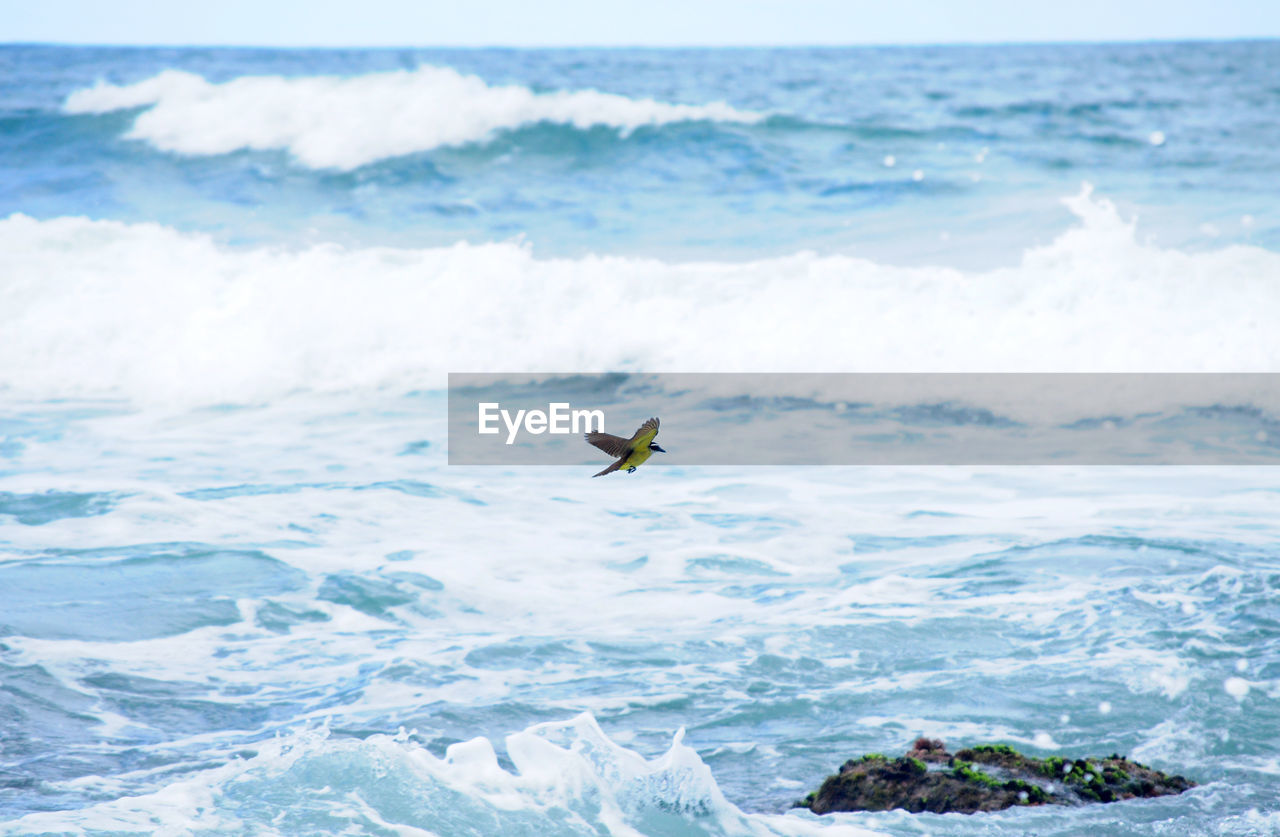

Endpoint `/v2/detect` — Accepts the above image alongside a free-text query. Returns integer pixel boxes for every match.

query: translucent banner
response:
[448,373,1280,466]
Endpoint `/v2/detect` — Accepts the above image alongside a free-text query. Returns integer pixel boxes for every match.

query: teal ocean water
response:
[2,43,1279,835]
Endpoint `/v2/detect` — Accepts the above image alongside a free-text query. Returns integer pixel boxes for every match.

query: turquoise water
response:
[2,43,1279,836]
[5,42,1278,263]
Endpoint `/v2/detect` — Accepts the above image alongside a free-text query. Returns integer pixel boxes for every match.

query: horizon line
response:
[4,35,1278,50]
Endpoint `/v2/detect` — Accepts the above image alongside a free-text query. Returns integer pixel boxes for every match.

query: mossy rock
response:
[797,738,1194,815]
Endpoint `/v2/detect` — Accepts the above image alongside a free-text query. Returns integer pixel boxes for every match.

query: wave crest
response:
[7,714,860,836]
[63,67,764,170]
[2,187,1278,405]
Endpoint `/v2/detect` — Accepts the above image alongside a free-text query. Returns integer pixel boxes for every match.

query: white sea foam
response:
[2,187,1279,407]
[2,408,1270,832]
[63,67,763,169]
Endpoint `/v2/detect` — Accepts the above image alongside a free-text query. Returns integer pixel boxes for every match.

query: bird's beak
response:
[651,445,666,453]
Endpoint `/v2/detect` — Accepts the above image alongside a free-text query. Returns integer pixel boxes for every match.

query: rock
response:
[796,741,1195,815]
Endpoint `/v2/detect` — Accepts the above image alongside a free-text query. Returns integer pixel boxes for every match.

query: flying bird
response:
[585,417,665,477]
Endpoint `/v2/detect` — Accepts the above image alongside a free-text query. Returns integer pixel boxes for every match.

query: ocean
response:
[1,41,1279,835]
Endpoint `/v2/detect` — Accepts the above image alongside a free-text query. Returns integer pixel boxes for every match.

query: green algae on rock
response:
[797,738,1195,815]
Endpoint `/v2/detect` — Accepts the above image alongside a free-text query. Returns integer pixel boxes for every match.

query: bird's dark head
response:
[650,444,666,453]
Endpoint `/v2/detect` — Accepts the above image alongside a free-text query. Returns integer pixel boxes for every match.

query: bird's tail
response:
[593,460,624,478]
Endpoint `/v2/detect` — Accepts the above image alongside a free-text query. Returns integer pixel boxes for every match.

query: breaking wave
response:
[63,67,764,170]
[4,713,879,836]
[2,186,1278,406]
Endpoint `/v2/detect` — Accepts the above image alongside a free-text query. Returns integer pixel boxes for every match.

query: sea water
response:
[1,42,1279,836]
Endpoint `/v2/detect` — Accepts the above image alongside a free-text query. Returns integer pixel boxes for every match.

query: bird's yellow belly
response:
[623,447,653,470]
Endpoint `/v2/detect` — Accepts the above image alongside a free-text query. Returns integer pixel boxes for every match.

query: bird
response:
[585,417,665,477]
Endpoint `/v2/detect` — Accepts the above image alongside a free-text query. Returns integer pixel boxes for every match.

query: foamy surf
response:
[1,186,1277,406]
[2,444,1272,834]
[62,66,764,170]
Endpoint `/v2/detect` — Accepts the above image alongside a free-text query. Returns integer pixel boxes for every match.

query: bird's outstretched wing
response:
[630,417,660,446]
[586,431,632,459]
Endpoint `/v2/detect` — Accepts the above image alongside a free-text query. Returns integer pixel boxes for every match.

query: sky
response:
[1,0,1276,47]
